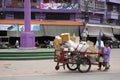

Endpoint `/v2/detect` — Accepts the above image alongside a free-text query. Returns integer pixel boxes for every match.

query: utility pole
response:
[81,0,89,41]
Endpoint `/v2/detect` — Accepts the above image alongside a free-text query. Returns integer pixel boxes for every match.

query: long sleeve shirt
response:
[103,46,111,62]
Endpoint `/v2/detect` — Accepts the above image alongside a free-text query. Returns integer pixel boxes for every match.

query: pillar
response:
[20,0,35,49]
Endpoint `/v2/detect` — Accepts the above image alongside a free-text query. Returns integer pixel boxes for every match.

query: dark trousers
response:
[98,62,110,69]
[98,54,104,68]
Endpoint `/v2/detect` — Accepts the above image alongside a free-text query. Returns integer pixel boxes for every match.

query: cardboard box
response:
[60,33,70,43]
[87,45,98,52]
[55,50,61,57]
[87,54,98,63]
[53,39,61,50]
[54,44,61,50]
[87,40,94,46]
[70,36,80,44]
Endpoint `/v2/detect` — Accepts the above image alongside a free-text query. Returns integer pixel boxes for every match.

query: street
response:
[0,49,120,80]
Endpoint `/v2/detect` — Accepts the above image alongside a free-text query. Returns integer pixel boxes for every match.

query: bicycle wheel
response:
[77,57,91,73]
[67,63,78,71]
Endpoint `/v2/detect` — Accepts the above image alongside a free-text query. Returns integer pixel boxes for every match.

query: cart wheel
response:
[67,63,77,71]
[55,66,59,70]
[77,57,91,73]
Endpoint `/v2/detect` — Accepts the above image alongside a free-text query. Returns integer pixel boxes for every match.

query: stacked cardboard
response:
[53,33,71,57]
[60,33,70,43]
[87,40,98,52]
[70,36,80,44]
[53,36,62,50]
[86,40,98,63]
[55,50,61,57]
[54,33,89,58]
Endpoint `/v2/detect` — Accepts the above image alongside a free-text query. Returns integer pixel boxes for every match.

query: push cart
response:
[54,50,100,73]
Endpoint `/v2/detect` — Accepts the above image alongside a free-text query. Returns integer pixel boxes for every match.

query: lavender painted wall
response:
[107,13,119,19]
[0,0,120,26]
[89,20,100,24]
[107,0,120,4]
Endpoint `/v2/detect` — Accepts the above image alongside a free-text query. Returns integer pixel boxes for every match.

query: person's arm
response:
[95,41,98,48]
[104,47,110,55]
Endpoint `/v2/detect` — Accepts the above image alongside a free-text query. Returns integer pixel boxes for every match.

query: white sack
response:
[65,40,77,49]
[76,41,89,52]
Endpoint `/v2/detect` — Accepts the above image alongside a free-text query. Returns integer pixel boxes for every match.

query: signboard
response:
[0,24,40,31]
[19,24,40,31]
[0,24,18,31]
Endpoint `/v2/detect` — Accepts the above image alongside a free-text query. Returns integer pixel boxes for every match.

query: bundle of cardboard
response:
[53,33,90,57]
[86,40,98,53]
[53,33,99,62]
[86,40,98,63]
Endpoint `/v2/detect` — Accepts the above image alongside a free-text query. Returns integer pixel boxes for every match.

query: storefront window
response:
[117,5,120,14]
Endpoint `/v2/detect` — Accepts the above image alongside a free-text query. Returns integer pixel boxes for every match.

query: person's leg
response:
[98,55,103,70]
[104,62,109,71]
[98,62,102,70]
[106,62,110,69]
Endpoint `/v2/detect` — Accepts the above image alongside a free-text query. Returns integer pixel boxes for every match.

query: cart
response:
[54,50,100,73]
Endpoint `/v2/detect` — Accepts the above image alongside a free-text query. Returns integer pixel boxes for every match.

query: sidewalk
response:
[0,60,59,76]
[0,49,120,76]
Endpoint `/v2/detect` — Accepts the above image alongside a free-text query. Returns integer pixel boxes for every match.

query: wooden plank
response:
[0,20,83,26]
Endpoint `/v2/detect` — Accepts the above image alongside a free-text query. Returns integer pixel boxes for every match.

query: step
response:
[0,56,54,60]
[0,48,55,60]
[0,52,54,57]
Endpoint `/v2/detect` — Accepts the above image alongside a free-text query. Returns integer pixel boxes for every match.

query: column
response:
[20,0,35,49]
[2,0,5,8]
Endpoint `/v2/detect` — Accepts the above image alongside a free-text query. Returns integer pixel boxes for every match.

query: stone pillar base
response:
[20,32,36,49]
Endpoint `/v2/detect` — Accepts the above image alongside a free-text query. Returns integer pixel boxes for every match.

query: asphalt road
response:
[0,49,120,80]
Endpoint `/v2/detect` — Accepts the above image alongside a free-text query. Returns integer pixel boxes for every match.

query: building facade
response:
[0,0,120,38]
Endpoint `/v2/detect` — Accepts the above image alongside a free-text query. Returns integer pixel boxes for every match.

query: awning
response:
[43,25,79,36]
[112,26,120,29]
[88,27,102,37]
[87,24,113,37]
[87,23,120,29]
[86,23,112,28]
[101,27,113,37]
[113,29,120,35]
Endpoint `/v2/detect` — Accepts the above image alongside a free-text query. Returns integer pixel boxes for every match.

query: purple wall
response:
[107,13,119,19]
[107,0,120,4]
[89,20,100,24]
[0,0,120,25]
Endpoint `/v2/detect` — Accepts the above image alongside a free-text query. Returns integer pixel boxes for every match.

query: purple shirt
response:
[103,47,111,62]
